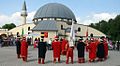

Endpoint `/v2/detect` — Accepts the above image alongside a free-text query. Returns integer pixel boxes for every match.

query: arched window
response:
[28,27,30,31]
[17,32,20,37]
[61,25,63,30]
[78,27,81,32]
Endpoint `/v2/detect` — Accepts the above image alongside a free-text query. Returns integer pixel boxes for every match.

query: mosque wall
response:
[32,30,57,42]
[8,23,35,36]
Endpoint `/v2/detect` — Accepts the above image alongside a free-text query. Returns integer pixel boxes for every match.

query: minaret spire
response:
[21,0,27,25]
[22,1,27,11]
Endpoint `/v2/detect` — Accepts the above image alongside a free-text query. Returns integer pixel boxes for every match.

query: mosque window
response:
[78,27,81,32]
[49,18,54,20]
[43,18,47,20]
[63,19,68,22]
[61,25,63,30]
[28,32,30,34]
[28,27,30,31]
[38,19,41,21]
[56,18,62,21]
[17,32,20,37]
[69,19,72,22]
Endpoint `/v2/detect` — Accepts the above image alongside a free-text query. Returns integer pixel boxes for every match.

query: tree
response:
[2,23,16,30]
[89,15,120,40]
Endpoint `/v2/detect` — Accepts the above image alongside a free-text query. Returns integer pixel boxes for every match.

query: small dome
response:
[33,3,76,21]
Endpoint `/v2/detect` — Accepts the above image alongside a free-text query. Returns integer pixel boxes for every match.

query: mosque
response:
[8,1,105,42]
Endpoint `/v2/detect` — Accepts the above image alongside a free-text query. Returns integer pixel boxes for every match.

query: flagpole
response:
[69,19,75,47]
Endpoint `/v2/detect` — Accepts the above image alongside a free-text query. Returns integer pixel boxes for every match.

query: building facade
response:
[8,2,105,42]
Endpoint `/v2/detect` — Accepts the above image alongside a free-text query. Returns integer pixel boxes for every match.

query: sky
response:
[0,0,120,26]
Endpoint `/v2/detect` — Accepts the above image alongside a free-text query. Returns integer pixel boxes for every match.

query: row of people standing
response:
[15,36,108,64]
[85,37,108,62]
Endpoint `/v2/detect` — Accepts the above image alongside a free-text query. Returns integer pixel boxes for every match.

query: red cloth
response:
[66,48,73,57]
[52,41,61,58]
[34,41,37,48]
[21,40,28,58]
[66,43,73,63]
[103,41,108,58]
[86,46,89,52]
[61,39,67,55]
[88,42,97,60]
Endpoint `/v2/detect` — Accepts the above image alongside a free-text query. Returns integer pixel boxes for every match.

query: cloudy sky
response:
[0,0,120,26]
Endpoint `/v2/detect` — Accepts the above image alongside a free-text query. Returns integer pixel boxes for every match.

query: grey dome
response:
[33,3,76,21]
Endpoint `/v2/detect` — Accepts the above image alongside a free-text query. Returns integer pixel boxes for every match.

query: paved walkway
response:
[0,46,120,66]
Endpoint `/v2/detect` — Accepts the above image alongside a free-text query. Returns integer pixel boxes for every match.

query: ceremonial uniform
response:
[97,40,105,61]
[88,39,97,62]
[66,40,74,64]
[21,37,28,62]
[38,39,47,64]
[15,38,21,59]
[100,36,108,60]
[61,39,68,55]
[103,39,108,60]
[76,39,86,63]
[52,36,61,63]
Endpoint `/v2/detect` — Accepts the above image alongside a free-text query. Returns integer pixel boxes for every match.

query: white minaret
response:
[21,1,27,25]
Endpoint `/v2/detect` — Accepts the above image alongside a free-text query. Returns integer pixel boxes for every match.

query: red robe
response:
[103,41,108,58]
[21,40,28,58]
[66,43,73,57]
[61,39,67,55]
[34,41,38,48]
[52,41,61,58]
[88,42,97,60]
[66,43,74,63]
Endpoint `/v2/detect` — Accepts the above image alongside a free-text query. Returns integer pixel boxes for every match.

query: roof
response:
[33,3,76,21]
[32,20,58,31]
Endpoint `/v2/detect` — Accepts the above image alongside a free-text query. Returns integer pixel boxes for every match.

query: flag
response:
[22,28,24,36]
[69,20,75,47]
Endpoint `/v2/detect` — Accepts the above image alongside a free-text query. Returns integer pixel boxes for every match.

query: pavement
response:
[0,46,120,66]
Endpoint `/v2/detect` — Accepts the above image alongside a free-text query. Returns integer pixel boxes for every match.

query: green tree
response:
[2,23,16,30]
[89,15,120,40]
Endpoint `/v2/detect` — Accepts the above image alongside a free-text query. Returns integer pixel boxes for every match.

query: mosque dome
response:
[33,3,76,24]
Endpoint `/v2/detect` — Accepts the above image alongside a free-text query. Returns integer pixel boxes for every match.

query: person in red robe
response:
[52,36,61,63]
[100,36,108,60]
[21,37,28,62]
[61,38,68,55]
[65,40,74,64]
[103,38,108,60]
[88,38,97,62]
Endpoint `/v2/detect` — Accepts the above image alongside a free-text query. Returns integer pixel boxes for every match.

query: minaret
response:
[21,1,27,25]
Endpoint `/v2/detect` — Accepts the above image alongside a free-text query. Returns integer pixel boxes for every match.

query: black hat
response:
[79,37,83,40]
